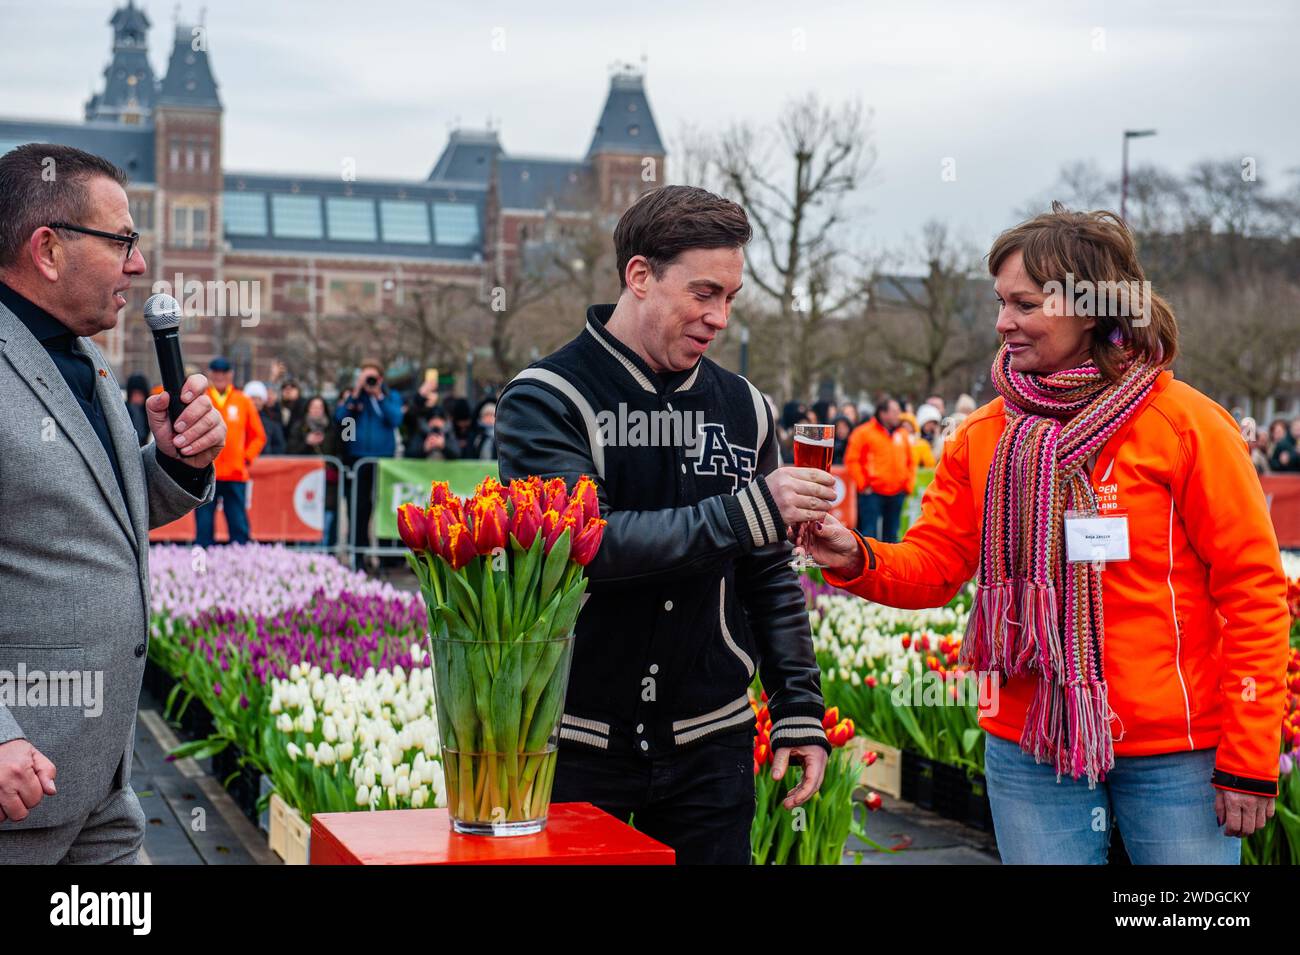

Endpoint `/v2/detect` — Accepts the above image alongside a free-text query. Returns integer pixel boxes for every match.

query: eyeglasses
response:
[48,222,140,263]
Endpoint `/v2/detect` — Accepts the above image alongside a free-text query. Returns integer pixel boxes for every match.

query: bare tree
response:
[391,279,478,376]
[856,222,996,398]
[1175,269,1300,416]
[714,94,877,398]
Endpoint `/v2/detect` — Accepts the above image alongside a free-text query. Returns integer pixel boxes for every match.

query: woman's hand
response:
[793,513,865,578]
[1215,788,1274,837]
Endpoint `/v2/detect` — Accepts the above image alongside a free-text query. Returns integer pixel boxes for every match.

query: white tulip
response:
[355,785,369,806]
[338,741,355,763]
[317,742,337,766]
[363,766,376,789]
[396,776,411,798]
[322,717,338,742]
[276,713,294,733]
[286,742,302,762]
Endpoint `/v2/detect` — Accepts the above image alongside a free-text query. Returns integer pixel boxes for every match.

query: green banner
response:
[373,458,500,539]
[900,467,935,536]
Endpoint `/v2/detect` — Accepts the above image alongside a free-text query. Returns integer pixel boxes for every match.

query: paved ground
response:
[845,793,1000,864]
[133,686,279,865]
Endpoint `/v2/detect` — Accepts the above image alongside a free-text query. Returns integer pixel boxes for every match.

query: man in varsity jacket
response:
[497,185,838,863]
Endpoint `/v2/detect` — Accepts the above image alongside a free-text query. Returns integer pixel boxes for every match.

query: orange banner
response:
[829,464,857,529]
[1261,474,1300,549]
[149,456,329,543]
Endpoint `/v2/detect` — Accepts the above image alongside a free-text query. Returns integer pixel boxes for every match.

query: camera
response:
[364,374,380,388]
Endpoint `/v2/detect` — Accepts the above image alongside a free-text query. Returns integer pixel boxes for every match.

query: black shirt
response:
[0,281,211,503]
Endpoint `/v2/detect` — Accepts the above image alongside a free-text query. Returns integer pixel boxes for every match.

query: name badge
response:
[1065,509,1129,564]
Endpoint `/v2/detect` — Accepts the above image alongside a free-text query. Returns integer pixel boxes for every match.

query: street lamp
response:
[1121,129,1157,223]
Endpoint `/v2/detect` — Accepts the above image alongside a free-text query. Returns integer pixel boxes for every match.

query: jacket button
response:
[134,643,146,658]
[663,600,673,612]
[636,723,644,733]
[639,740,649,752]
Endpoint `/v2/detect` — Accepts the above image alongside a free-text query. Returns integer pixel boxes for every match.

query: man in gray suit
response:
[0,143,227,863]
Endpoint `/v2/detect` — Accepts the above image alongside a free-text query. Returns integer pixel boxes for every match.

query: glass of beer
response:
[792,423,835,567]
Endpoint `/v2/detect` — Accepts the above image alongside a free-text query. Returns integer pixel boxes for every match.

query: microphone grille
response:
[143,293,182,331]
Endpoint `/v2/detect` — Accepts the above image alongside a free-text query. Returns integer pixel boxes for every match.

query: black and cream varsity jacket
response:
[496,304,830,759]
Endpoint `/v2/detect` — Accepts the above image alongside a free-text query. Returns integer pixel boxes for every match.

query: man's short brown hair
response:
[613,185,751,289]
[0,143,129,268]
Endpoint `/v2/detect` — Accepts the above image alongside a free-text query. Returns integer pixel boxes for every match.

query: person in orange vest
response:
[800,204,1290,863]
[194,356,266,546]
[843,396,915,542]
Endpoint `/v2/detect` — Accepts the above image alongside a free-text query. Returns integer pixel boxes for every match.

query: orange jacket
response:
[825,371,1291,796]
[208,386,266,483]
[845,418,916,496]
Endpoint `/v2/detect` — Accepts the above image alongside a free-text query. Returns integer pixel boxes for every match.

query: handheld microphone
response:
[143,293,187,425]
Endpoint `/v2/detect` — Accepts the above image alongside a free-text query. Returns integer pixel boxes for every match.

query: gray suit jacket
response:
[0,300,213,832]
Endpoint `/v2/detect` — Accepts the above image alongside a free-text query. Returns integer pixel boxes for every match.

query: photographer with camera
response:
[334,358,402,558]
[404,405,460,461]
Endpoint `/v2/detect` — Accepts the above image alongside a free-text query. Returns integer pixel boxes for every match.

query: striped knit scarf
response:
[961,344,1162,786]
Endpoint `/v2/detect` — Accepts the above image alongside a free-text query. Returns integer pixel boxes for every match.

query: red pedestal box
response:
[310,802,676,865]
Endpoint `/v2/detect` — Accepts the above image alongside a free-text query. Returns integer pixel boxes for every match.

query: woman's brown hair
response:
[987,201,1178,380]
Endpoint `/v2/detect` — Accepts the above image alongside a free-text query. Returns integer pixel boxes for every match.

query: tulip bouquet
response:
[261,652,445,818]
[750,694,886,864]
[397,475,606,835]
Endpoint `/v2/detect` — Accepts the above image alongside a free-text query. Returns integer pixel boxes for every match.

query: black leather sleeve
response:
[737,403,830,753]
[497,380,787,588]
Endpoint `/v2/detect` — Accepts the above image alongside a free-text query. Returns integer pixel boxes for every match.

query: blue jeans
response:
[194,480,251,546]
[984,733,1241,864]
[858,490,905,542]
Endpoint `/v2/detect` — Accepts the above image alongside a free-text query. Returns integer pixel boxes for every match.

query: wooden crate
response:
[269,792,312,865]
[848,735,902,798]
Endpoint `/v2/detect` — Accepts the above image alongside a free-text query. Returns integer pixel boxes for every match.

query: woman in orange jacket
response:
[801,203,1290,864]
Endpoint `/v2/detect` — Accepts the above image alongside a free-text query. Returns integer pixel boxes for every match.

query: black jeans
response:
[551,734,755,865]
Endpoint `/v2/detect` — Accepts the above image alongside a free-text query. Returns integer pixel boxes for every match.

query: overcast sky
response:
[2,0,1296,268]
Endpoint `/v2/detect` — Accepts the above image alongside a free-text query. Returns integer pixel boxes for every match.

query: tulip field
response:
[143,541,1300,864]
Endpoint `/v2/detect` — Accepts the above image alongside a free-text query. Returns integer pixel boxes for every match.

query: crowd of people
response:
[1248,416,1300,474]
[121,355,499,553]
[122,351,1300,555]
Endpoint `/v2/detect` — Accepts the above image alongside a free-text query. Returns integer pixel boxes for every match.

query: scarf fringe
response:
[1020,677,1114,787]
[962,580,1053,675]
[1020,581,1061,675]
